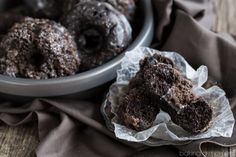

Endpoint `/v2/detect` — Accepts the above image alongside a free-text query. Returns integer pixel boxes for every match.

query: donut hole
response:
[77,29,104,54]
[31,52,45,68]
[92,11,103,18]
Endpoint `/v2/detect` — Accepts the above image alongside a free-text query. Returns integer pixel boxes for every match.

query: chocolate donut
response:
[118,54,213,133]
[0,17,80,79]
[61,1,132,70]
[63,0,136,22]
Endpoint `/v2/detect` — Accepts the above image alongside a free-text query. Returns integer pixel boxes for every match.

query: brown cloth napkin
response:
[1,0,236,157]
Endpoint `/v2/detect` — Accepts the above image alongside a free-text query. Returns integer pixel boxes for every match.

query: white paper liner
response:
[101,47,235,145]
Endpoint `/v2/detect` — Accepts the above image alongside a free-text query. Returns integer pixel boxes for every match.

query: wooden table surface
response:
[1,0,236,157]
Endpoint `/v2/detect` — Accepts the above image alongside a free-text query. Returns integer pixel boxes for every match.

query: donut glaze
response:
[63,0,136,22]
[61,1,132,70]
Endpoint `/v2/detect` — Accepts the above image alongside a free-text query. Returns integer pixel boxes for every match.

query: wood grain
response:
[230,146,236,157]
[1,0,236,157]
[202,143,230,157]
[0,123,38,157]
[214,0,236,35]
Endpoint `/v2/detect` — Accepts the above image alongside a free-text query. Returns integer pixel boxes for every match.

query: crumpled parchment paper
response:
[101,47,235,146]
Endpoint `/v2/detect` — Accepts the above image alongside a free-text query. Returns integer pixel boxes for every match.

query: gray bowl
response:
[0,0,154,100]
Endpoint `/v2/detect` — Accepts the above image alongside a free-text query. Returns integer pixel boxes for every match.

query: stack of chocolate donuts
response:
[0,0,136,79]
[118,54,213,133]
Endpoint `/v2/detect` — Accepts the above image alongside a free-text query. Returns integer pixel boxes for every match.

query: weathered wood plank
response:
[230,146,236,157]
[201,143,229,157]
[214,0,236,35]
[0,123,38,157]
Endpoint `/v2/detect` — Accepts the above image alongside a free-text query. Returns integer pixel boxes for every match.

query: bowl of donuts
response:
[0,0,154,100]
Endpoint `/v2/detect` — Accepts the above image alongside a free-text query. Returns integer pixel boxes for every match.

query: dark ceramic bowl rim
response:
[0,0,154,97]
